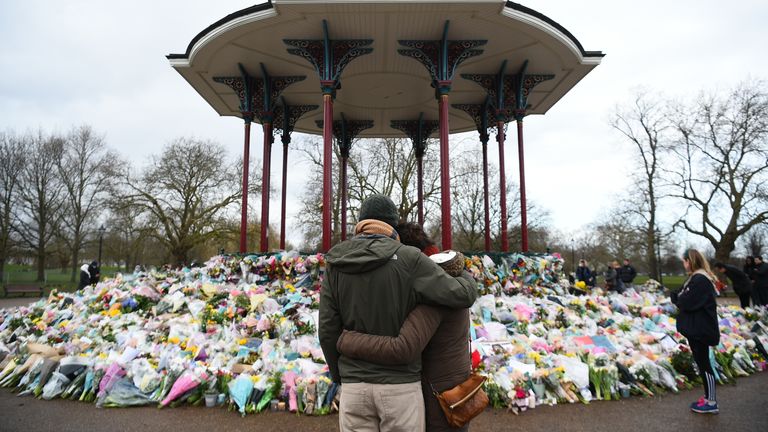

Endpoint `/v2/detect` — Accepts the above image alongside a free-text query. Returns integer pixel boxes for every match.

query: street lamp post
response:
[98,225,106,265]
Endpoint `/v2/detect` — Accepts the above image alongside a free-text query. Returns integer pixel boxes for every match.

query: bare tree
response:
[612,90,669,278]
[57,125,117,281]
[743,226,765,257]
[668,81,768,262]
[0,131,29,281]
[296,137,441,249]
[451,156,492,251]
[104,194,154,271]
[15,132,65,281]
[121,138,242,264]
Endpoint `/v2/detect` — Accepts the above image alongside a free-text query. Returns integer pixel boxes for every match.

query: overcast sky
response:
[2,1,767,249]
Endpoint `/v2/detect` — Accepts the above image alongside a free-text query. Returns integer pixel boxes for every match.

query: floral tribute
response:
[0,252,766,416]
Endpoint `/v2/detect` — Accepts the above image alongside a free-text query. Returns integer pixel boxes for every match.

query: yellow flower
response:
[238,338,247,345]
[108,308,121,317]
[168,336,180,344]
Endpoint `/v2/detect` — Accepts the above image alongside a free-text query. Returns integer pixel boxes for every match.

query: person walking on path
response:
[752,256,768,306]
[319,194,478,432]
[713,262,753,308]
[671,249,720,414]
[618,258,637,290]
[336,224,476,432]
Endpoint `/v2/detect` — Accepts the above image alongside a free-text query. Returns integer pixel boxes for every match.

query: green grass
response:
[2,265,120,296]
[634,275,687,291]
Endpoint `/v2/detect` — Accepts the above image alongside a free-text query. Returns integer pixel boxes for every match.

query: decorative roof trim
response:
[504,1,604,62]
[166,1,275,65]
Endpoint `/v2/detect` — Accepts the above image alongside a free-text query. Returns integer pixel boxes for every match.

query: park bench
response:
[4,284,43,297]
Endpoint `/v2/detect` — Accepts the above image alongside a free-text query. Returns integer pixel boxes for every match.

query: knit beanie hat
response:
[429,250,466,277]
[359,194,399,227]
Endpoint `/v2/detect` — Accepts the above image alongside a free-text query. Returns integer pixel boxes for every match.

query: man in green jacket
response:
[319,194,477,432]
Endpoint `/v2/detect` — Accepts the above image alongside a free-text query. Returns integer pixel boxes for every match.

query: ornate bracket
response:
[213,63,305,124]
[452,97,494,145]
[285,20,373,96]
[316,113,374,157]
[273,99,318,145]
[462,60,554,121]
[390,113,439,158]
[398,21,486,96]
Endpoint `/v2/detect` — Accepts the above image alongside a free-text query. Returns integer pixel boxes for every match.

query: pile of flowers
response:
[0,252,767,416]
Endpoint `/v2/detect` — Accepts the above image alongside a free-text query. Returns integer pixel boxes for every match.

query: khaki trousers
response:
[339,381,425,432]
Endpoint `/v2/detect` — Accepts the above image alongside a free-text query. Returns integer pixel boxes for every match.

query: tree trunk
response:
[714,234,737,263]
[36,248,45,282]
[70,232,80,283]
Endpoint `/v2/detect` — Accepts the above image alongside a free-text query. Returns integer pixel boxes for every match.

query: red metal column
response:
[322,93,334,252]
[279,142,289,250]
[497,121,509,252]
[438,94,452,250]
[340,156,348,241]
[417,156,424,227]
[482,140,491,252]
[517,119,528,252]
[260,122,273,252]
[240,121,251,253]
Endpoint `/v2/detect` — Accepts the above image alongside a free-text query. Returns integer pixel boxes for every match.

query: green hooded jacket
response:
[319,235,478,384]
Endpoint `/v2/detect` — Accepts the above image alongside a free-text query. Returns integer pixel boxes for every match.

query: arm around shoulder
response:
[411,253,478,308]
[336,305,443,365]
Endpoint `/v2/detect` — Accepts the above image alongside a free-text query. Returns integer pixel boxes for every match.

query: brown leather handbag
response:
[432,373,489,428]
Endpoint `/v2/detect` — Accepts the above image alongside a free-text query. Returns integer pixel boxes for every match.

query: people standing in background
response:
[613,260,626,293]
[575,259,594,287]
[713,262,753,308]
[752,256,768,306]
[79,261,101,290]
[618,258,637,290]
[78,264,91,290]
[88,261,100,285]
[744,256,756,280]
[604,263,618,292]
[744,256,760,306]
[671,249,720,414]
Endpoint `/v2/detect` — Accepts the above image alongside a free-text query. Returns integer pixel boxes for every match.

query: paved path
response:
[1,372,766,432]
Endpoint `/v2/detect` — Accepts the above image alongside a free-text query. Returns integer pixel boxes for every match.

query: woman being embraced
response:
[670,249,721,414]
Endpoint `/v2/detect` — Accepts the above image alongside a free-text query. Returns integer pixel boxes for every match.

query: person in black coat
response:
[87,261,100,285]
[713,262,752,308]
[671,249,720,414]
[78,261,101,290]
[752,256,768,306]
[618,259,637,288]
[575,259,593,286]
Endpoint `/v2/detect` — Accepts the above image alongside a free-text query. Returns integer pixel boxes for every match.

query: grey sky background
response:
[1,1,767,249]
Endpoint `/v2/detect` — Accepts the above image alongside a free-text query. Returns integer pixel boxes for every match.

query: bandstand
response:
[167,0,603,253]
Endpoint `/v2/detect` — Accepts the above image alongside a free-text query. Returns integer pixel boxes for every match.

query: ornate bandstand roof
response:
[168,0,603,138]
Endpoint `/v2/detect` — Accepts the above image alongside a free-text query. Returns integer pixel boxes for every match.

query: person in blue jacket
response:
[575,259,595,287]
[671,249,720,414]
